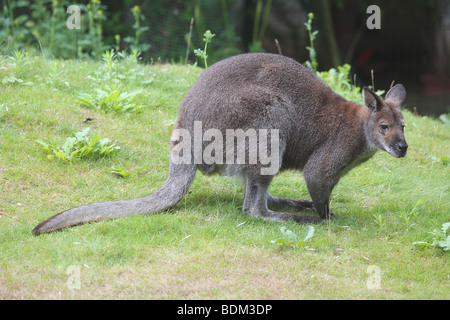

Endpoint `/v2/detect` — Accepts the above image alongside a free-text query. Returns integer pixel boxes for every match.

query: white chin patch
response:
[383,143,397,157]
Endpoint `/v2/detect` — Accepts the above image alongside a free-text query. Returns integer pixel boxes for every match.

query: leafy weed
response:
[36,127,120,161]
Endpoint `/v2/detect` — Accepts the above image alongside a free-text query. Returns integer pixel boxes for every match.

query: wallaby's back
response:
[178,53,335,125]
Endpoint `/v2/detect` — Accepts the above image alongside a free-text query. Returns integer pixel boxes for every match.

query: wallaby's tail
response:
[32,162,196,235]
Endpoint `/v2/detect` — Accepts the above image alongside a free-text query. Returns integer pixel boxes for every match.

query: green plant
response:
[44,59,64,86]
[400,199,423,231]
[430,155,449,167]
[111,166,131,177]
[123,5,150,53]
[317,64,360,102]
[111,165,148,178]
[29,0,81,59]
[194,30,215,68]
[249,0,273,52]
[305,12,319,72]
[8,49,28,73]
[1,75,32,85]
[77,84,143,114]
[119,49,141,64]
[2,49,33,85]
[36,127,119,161]
[85,49,147,84]
[316,64,385,104]
[271,226,323,249]
[413,222,450,251]
[102,49,117,79]
[129,5,150,53]
[115,34,121,52]
[86,0,106,58]
[373,214,384,228]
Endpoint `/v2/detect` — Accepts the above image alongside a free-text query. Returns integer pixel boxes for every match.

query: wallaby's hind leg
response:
[243,175,321,224]
[267,194,314,212]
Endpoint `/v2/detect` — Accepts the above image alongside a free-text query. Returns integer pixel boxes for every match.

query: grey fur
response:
[32,53,407,235]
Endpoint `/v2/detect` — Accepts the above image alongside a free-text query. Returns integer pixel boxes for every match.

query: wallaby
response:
[32,53,407,235]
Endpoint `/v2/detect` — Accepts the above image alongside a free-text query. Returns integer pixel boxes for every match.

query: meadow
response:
[0,51,448,299]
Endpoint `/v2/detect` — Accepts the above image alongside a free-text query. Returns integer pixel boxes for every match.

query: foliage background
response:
[2,0,450,115]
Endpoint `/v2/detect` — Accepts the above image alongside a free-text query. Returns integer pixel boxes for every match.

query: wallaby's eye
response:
[379,124,389,132]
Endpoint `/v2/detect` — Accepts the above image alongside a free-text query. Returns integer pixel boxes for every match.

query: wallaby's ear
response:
[385,83,406,107]
[363,86,384,112]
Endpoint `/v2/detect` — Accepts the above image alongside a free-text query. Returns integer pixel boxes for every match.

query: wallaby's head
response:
[363,84,408,158]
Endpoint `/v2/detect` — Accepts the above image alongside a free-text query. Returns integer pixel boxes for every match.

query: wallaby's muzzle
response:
[395,140,408,157]
[388,134,408,158]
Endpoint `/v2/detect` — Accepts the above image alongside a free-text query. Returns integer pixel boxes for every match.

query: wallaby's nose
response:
[397,142,408,154]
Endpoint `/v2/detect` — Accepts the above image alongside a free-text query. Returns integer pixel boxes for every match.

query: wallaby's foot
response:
[244,206,321,224]
[267,194,314,212]
[269,198,337,221]
[261,209,322,224]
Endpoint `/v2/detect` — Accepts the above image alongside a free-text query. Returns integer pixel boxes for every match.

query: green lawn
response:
[0,53,448,299]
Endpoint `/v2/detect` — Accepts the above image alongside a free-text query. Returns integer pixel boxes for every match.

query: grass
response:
[0,53,449,299]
